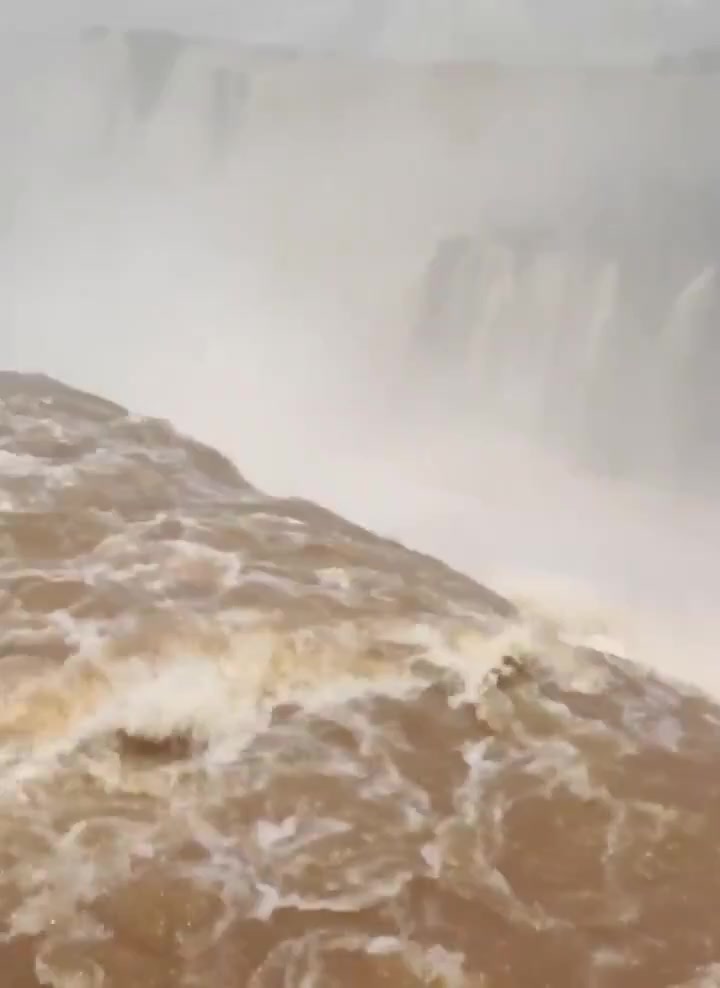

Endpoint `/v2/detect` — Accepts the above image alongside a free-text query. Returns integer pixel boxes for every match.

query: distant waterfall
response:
[411,231,720,490]
[1,28,719,495]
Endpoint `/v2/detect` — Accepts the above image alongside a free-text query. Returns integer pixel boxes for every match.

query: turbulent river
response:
[2,24,720,988]
[1,372,720,988]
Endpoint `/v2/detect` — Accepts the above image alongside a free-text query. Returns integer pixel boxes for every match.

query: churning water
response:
[1,27,720,987]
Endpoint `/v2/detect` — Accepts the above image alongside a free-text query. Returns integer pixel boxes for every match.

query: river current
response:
[2,372,720,987]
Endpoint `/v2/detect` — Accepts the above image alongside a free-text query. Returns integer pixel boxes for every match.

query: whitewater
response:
[1,24,720,988]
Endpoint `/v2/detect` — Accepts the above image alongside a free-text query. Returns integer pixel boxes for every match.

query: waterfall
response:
[1,27,718,495]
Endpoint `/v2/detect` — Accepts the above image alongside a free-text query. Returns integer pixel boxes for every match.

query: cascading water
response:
[3,23,720,988]
[2,28,719,498]
[411,225,720,491]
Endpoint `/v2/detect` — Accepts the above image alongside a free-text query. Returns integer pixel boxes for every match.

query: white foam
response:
[268,431,720,700]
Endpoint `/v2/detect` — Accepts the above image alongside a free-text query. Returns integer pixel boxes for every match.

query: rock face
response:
[1,372,720,987]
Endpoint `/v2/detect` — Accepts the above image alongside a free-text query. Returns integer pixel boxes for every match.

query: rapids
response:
[1,372,720,987]
[1,22,720,988]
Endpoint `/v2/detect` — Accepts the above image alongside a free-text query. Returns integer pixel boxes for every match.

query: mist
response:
[1,19,720,692]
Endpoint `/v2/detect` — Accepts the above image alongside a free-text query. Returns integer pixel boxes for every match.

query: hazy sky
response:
[1,0,718,63]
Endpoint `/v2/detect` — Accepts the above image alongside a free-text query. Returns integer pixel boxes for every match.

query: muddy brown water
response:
[1,372,719,987]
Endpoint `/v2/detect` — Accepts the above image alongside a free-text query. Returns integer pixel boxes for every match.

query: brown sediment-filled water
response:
[2,372,720,988]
